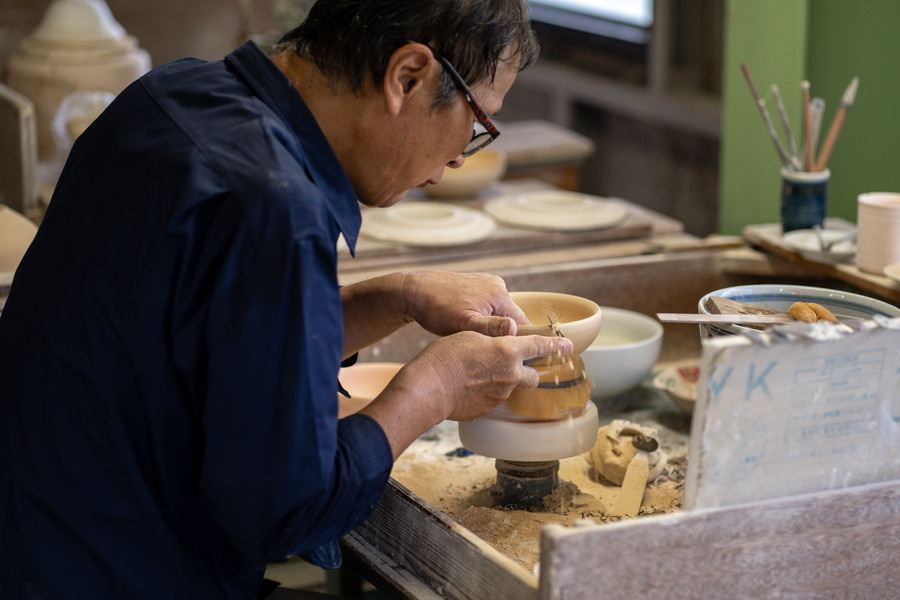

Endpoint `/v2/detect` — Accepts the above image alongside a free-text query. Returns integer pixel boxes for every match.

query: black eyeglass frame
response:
[433,52,501,157]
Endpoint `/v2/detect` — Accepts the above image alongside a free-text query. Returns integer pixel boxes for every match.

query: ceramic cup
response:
[856,192,900,274]
[781,168,830,233]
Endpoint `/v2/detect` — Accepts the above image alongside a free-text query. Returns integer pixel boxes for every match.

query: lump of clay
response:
[588,419,667,485]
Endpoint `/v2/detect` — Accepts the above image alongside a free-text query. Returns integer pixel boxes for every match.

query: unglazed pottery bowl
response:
[336,362,403,418]
[491,291,602,420]
[510,291,602,354]
[425,148,507,198]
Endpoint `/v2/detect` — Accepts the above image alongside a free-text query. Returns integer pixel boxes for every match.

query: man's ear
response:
[382,43,437,116]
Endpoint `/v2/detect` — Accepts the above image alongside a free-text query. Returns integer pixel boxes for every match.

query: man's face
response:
[355,52,519,208]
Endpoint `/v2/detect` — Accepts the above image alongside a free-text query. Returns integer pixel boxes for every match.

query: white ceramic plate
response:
[884,262,900,283]
[652,364,700,415]
[782,228,857,263]
[483,190,629,231]
[0,205,38,273]
[360,201,496,247]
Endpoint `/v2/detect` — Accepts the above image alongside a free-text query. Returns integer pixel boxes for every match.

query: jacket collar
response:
[225,41,361,254]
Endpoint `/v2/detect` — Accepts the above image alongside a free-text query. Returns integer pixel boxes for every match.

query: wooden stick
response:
[612,452,650,518]
[771,84,798,161]
[809,97,826,157]
[740,63,799,169]
[657,313,793,324]
[802,80,814,172]
[815,77,859,172]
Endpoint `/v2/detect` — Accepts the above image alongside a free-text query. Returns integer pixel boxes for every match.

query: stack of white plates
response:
[483,189,628,231]
[360,201,496,247]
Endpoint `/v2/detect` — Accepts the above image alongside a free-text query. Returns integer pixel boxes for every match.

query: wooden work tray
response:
[339,250,900,599]
[339,180,682,275]
[343,477,900,600]
[743,220,900,304]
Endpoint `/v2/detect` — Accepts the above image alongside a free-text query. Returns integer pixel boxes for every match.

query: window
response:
[530,0,654,43]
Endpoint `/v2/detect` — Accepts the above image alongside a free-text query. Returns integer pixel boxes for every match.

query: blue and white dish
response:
[697,284,900,337]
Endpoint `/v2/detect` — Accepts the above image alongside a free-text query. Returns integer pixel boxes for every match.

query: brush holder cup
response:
[781,168,830,233]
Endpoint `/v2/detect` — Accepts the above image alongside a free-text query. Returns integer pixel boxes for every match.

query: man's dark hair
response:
[275,0,539,107]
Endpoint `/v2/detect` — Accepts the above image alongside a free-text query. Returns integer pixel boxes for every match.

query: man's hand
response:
[360,331,573,457]
[399,271,529,338]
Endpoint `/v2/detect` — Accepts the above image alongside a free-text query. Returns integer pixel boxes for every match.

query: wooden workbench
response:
[338,248,900,600]
[742,219,900,304]
[338,179,746,285]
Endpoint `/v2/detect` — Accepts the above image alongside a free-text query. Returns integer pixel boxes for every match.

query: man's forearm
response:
[340,273,411,358]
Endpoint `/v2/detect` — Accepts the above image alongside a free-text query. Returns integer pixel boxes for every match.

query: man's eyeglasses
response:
[433,53,500,157]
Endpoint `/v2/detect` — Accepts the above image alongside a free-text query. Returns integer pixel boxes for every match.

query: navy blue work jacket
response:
[0,42,393,599]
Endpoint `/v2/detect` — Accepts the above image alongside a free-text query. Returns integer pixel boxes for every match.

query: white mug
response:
[856,192,900,274]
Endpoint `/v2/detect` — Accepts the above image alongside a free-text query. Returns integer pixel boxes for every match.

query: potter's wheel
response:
[360,201,496,246]
[458,401,598,462]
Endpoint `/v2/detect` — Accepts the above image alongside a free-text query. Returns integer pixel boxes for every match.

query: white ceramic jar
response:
[6,0,151,161]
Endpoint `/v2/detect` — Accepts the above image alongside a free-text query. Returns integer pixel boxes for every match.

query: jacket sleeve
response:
[192,232,393,564]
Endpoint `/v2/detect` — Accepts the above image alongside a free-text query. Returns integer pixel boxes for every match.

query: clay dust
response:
[391,421,685,572]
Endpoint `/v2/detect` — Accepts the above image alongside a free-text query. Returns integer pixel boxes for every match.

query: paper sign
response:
[684,318,900,510]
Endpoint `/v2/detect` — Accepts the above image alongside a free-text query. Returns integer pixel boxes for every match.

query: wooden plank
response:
[338,234,746,286]
[0,82,37,215]
[342,217,654,274]
[341,534,444,600]
[742,221,900,304]
[716,246,825,279]
[540,480,900,600]
[347,479,538,600]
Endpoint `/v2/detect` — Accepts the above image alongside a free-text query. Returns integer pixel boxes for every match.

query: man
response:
[0,1,570,598]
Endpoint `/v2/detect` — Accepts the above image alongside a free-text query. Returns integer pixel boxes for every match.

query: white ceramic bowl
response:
[581,307,663,399]
[782,228,857,263]
[425,148,507,198]
[697,284,900,337]
[336,362,403,418]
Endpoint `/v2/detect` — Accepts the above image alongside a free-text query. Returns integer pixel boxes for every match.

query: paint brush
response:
[740,63,800,170]
[814,76,859,172]
[809,97,826,162]
[802,80,814,172]
[771,83,799,162]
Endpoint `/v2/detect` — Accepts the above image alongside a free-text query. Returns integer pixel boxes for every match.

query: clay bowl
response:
[510,291,602,354]
[336,362,403,418]
[497,291,602,420]
[424,148,507,198]
[501,353,592,420]
[581,307,663,399]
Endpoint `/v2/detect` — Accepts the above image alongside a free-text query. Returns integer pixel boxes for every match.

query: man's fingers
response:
[522,335,573,361]
[500,300,530,326]
[516,365,541,390]
[468,315,516,337]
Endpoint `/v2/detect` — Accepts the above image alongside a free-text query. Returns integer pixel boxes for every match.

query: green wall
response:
[719,0,900,234]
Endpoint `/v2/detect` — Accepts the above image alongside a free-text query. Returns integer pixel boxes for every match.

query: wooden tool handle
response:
[657,313,793,324]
